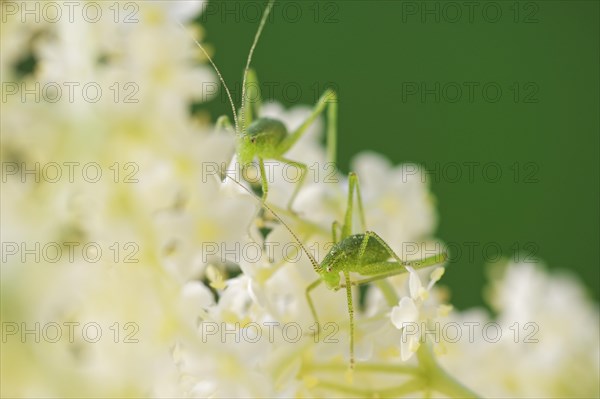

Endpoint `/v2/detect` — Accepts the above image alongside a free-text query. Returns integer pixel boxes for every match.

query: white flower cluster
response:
[440,261,600,398]
[2,2,598,398]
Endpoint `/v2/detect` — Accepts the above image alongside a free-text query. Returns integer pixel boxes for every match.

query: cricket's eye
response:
[326,267,331,272]
[250,137,256,143]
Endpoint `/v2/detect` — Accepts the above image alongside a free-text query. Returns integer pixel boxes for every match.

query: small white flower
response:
[390,266,446,361]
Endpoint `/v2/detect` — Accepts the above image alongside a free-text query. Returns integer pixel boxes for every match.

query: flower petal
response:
[407,266,422,300]
[400,334,420,361]
[391,297,419,329]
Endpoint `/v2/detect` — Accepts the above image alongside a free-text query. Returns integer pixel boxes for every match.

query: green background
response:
[197,0,599,309]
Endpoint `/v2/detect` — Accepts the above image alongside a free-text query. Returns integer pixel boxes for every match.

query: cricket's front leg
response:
[305,278,323,336]
[278,89,337,163]
[344,271,355,370]
[216,115,239,181]
[258,157,269,202]
[275,157,307,213]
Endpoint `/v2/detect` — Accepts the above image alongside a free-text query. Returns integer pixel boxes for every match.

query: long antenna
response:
[240,0,275,135]
[223,172,322,274]
[174,19,240,134]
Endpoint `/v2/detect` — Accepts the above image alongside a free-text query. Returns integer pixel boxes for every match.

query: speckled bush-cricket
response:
[177,0,337,211]
[224,171,448,370]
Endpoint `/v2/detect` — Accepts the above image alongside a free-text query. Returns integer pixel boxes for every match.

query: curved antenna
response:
[240,0,275,135]
[223,172,322,274]
[174,19,240,134]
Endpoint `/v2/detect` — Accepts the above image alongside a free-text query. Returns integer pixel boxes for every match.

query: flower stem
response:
[307,360,420,375]
[416,344,480,398]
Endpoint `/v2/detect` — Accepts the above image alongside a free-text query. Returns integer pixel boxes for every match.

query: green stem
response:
[304,351,479,398]
[374,279,399,306]
[416,344,480,398]
[315,377,425,398]
[307,360,420,375]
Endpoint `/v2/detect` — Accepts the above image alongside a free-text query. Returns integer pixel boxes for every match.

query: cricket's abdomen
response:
[324,234,400,275]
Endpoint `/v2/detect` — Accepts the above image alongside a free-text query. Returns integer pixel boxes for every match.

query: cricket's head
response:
[321,268,341,290]
[238,118,287,165]
[319,249,341,290]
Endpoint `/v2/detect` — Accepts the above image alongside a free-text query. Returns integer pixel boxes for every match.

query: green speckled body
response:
[319,234,403,289]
